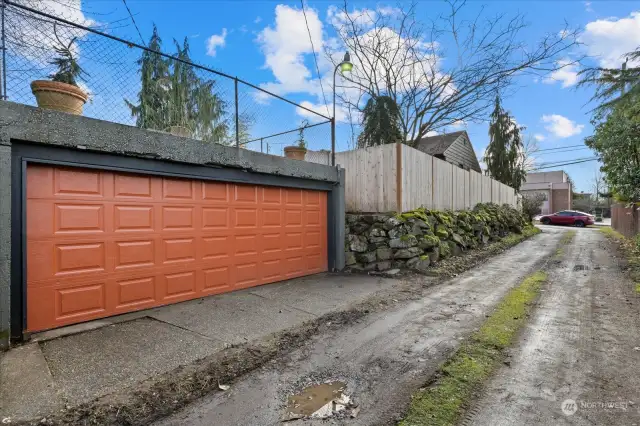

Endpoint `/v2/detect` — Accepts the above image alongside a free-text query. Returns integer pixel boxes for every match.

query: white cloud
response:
[256,5,323,96]
[541,114,584,138]
[297,101,345,123]
[206,28,228,57]
[582,12,640,68]
[534,134,546,142]
[254,16,262,24]
[584,2,593,12]
[11,0,94,64]
[543,59,579,88]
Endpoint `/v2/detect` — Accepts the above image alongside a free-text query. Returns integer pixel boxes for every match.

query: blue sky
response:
[15,0,640,192]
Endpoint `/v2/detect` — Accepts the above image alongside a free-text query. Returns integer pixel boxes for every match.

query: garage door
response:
[26,164,328,332]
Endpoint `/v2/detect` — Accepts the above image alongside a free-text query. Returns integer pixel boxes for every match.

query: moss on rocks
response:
[345,202,528,273]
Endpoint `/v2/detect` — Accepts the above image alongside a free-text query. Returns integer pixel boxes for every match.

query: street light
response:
[332,52,353,166]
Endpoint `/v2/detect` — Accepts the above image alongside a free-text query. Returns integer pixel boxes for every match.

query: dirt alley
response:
[468,226,640,425]
[154,227,567,426]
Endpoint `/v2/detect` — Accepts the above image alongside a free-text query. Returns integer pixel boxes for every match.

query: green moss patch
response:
[399,270,547,426]
[560,230,576,245]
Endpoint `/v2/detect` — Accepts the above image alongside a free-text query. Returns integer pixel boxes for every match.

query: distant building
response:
[521,171,572,215]
[414,131,482,173]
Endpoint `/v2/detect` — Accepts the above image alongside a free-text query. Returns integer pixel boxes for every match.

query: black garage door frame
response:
[10,142,342,341]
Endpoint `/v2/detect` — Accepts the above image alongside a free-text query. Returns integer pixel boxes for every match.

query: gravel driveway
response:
[468,227,640,425]
[155,228,565,426]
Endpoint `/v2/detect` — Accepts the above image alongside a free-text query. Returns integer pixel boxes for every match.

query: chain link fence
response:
[0,0,332,157]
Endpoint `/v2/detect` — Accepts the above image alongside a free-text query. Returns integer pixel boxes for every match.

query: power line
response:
[531,144,586,153]
[534,147,591,156]
[300,0,330,118]
[121,0,145,46]
[532,157,599,171]
[536,156,597,166]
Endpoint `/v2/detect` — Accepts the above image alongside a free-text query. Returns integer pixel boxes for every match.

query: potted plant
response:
[284,121,308,160]
[31,26,88,115]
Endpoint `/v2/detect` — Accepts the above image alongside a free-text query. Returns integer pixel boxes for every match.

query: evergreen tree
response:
[483,96,526,191]
[357,95,403,148]
[126,27,233,144]
[579,49,640,118]
[126,25,169,129]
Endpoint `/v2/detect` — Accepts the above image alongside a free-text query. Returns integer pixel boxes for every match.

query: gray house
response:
[414,131,482,173]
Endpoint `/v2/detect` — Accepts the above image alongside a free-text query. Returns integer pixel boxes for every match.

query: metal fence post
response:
[260,138,263,153]
[1,0,7,100]
[331,117,336,166]
[234,77,239,148]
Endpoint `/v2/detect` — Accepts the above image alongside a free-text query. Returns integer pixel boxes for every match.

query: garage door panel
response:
[162,177,196,200]
[114,276,157,310]
[55,242,107,276]
[201,267,231,294]
[162,238,197,265]
[162,206,196,231]
[27,165,328,332]
[54,168,106,198]
[114,205,155,232]
[162,271,197,300]
[114,239,156,270]
[262,187,282,204]
[234,184,258,204]
[202,182,229,202]
[235,235,259,256]
[114,174,154,199]
[261,259,283,282]
[285,188,303,205]
[202,207,229,230]
[234,262,260,288]
[233,207,258,228]
[201,235,232,261]
[261,208,282,227]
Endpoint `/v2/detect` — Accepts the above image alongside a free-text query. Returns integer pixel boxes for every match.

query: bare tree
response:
[327,0,581,145]
[521,192,547,223]
[591,170,608,203]
[522,135,539,172]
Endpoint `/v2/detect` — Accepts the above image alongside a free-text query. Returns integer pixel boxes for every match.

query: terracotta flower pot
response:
[284,146,307,161]
[31,80,88,115]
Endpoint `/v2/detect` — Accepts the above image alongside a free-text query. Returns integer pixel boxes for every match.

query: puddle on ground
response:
[284,381,355,421]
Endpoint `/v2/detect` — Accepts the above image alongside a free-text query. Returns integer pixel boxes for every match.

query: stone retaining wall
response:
[345,203,527,272]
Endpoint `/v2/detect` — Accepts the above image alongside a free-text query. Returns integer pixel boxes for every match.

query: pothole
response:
[283,381,358,421]
[573,265,589,271]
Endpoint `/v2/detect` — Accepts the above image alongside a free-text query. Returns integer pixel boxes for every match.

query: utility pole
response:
[621,58,628,96]
[1,0,7,100]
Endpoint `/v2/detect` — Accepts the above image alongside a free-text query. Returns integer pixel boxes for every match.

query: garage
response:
[25,164,328,332]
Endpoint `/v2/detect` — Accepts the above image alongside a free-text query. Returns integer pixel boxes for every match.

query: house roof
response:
[414,131,467,156]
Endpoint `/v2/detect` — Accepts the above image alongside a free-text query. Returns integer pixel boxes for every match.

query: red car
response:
[540,210,595,227]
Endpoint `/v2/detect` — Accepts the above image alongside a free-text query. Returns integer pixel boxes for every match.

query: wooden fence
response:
[611,203,640,238]
[332,143,518,213]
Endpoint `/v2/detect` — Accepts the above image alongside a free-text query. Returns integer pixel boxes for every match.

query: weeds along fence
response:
[0,0,331,156]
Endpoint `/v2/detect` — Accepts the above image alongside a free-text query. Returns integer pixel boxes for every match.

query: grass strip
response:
[399,270,547,426]
[599,227,640,292]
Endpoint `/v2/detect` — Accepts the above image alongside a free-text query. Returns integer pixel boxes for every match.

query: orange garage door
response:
[26,164,327,332]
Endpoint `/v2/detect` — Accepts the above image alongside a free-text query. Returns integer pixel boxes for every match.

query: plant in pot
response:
[284,121,308,160]
[31,25,89,115]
